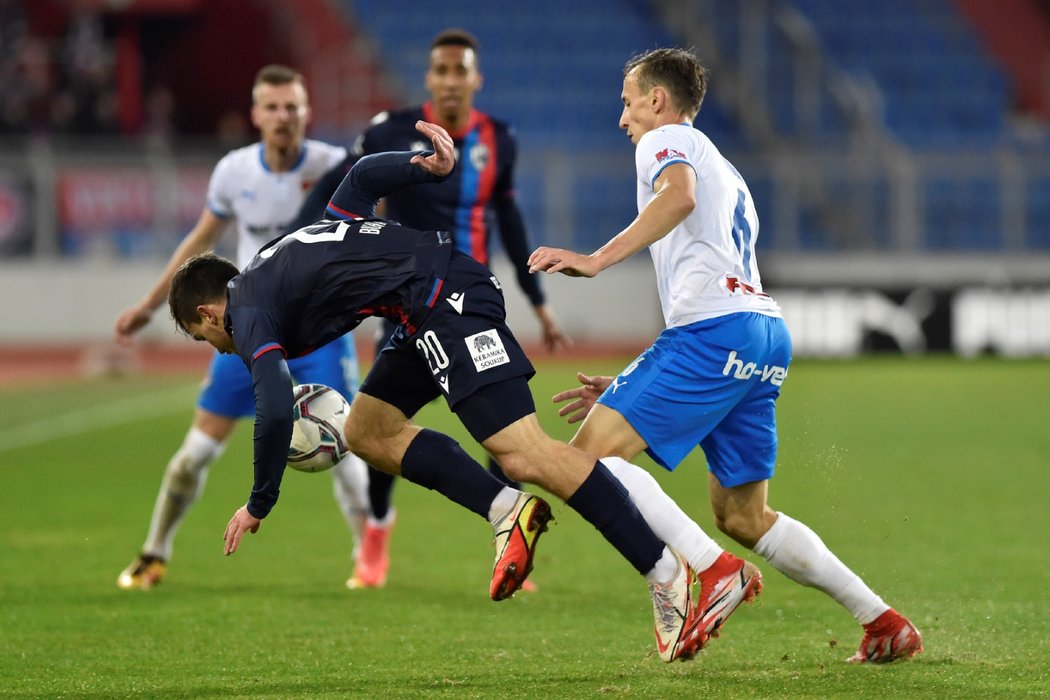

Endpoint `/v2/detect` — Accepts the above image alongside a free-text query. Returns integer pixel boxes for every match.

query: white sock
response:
[331,453,370,555]
[142,427,224,560]
[753,512,890,624]
[487,486,521,524]
[644,547,680,585]
[602,456,723,574]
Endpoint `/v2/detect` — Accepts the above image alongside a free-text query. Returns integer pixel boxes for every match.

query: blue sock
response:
[566,461,664,575]
[366,466,395,520]
[399,429,504,519]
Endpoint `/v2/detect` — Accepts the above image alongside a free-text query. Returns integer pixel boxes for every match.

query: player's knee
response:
[164,445,212,497]
[344,417,398,470]
[492,452,534,484]
[716,510,765,549]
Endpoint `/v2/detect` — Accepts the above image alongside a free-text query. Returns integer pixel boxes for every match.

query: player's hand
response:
[223,505,261,556]
[552,372,613,423]
[411,120,455,177]
[528,246,600,278]
[113,304,153,346]
[534,304,571,353]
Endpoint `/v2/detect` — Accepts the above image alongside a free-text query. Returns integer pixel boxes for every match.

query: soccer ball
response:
[287,384,351,473]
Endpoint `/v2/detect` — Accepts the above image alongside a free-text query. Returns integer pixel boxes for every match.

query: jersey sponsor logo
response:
[238,189,257,202]
[466,329,509,372]
[722,350,787,386]
[654,147,686,164]
[469,143,490,171]
[446,292,465,314]
[490,276,502,290]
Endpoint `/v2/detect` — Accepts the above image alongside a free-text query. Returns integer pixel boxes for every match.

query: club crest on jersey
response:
[469,143,490,171]
[466,329,509,372]
[654,147,686,164]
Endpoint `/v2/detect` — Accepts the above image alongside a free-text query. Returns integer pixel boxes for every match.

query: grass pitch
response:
[1,356,1048,698]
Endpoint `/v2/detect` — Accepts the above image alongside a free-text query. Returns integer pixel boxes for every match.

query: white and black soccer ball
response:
[287,384,351,473]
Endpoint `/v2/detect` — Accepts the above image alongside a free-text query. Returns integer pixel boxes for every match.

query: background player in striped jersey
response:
[289,29,567,590]
[114,65,371,591]
[529,47,922,664]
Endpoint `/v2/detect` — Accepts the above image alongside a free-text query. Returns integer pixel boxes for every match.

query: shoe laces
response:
[649,573,683,633]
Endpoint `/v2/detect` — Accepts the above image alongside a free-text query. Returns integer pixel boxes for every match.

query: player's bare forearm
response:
[530,164,696,278]
[552,372,613,423]
[223,505,261,556]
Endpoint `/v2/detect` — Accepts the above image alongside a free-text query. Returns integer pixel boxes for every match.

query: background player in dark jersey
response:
[168,121,714,662]
[289,29,567,590]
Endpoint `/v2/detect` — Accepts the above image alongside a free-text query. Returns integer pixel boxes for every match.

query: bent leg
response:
[346,391,508,520]
[481,411,667,579]
[710,474,888,624]
[569,407,723,573]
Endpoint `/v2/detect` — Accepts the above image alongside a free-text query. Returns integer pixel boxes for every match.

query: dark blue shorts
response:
[359,251,535,440]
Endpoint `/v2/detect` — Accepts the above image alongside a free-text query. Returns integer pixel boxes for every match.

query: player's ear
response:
[196,303,219,326]
[651,86,667,113]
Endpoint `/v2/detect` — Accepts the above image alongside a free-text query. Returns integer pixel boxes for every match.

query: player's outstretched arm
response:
[326,121,455,220]
[552,372,613,423]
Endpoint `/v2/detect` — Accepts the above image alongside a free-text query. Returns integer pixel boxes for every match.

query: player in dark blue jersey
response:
[167,121,708,659]
[289,29,567,590]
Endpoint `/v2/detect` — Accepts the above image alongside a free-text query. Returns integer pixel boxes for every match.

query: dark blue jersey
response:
[289,104,545,306]
[231,151,453,517]
[228,220,452,365]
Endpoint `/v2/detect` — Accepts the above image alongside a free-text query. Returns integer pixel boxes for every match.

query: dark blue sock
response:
[566,460,664,575]
[400,429,505,519]
[366,465,395,520]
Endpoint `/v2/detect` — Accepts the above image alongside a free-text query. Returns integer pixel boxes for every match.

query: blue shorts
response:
[198,335,359,418]
[597,312,791,487]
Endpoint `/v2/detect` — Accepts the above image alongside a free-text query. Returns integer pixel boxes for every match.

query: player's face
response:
[619,71,656,145]
[251,81,310,151]
[425,45,482,124]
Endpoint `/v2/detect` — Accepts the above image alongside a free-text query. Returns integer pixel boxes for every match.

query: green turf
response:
[1,357,1048,698]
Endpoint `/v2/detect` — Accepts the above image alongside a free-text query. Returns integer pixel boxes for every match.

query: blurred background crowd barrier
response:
[1,0,1048,357]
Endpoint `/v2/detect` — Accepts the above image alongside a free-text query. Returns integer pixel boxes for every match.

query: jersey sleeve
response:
[636,129,697,190]
[245,350,295,519]
[205,152,238,219]
[325,151,449,220]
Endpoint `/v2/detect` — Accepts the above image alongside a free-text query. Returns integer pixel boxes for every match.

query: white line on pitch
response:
[0,385,197,454]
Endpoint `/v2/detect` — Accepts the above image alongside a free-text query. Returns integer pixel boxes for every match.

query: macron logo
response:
[722,351,787,386]
[447,292,465,314]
